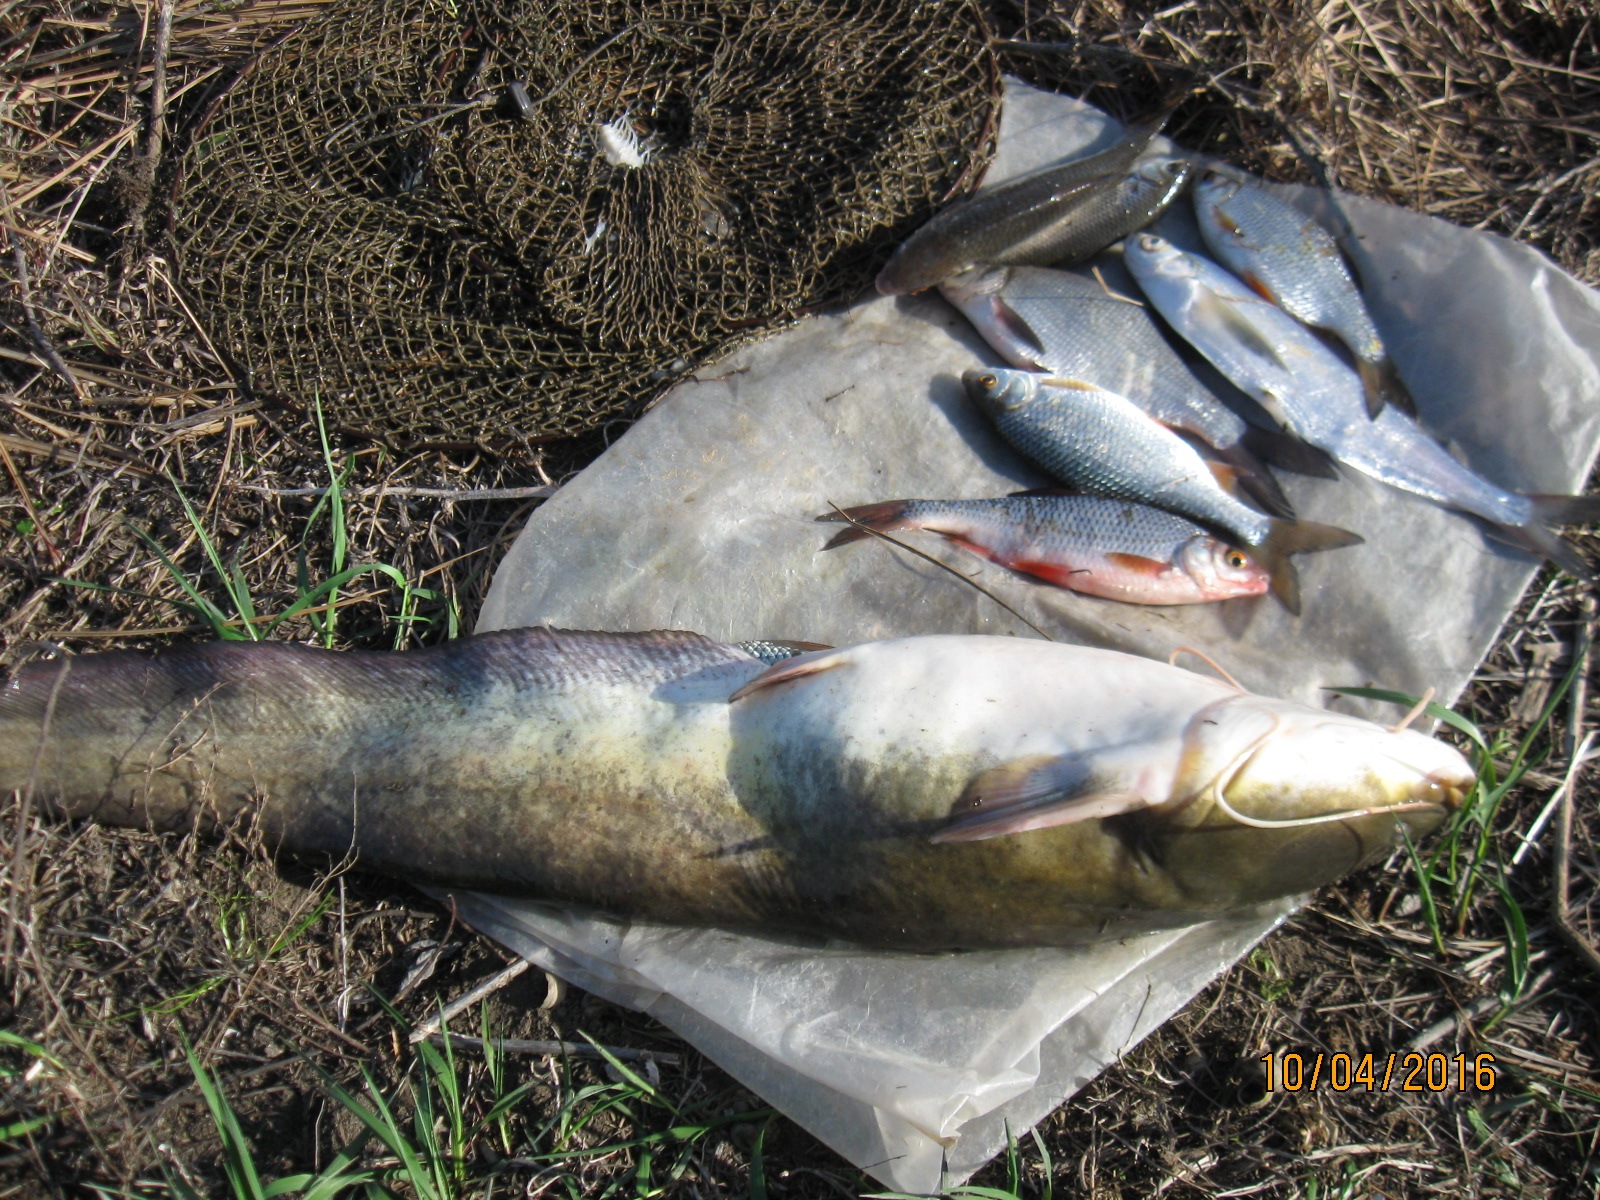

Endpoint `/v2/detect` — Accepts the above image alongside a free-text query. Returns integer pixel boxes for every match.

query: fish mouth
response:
[1409,768,1469,812]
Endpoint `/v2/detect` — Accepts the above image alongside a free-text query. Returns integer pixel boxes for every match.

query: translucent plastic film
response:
[460,83,1600,1191]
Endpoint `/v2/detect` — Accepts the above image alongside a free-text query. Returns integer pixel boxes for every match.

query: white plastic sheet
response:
[451,83,1600,1192]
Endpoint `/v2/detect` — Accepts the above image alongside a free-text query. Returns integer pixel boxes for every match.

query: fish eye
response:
[977,373,997,389]
[1137,234,1161,250]
[1225,549,1249,569]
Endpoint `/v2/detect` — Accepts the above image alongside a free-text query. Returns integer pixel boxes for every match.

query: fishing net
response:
[167,0,1000,448]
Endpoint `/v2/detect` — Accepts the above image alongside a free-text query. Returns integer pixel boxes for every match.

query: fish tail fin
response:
[1257,520,1366,616]
[1355,357,1418,420]
[1507,495,1600,578]
[1210,442,1295,520]
[1238,425,1340,479]
[1526,494,1600,528]
[1355,357,1387,419]
[817,501,916,548]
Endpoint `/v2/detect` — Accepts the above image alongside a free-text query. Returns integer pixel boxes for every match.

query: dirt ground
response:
[3,0,1599,1196]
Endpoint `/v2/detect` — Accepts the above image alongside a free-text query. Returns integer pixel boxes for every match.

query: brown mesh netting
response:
[166,0,1000,448]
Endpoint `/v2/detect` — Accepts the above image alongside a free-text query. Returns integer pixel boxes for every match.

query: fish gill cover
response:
[164,0,1000,448]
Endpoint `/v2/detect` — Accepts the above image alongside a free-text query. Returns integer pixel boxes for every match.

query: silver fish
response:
[0,630,1469,949]
[1124,232,1600,575]
[1193,166,1409,418]
[819,494,1270,605]
[874,116,1179,295]
[940,263,1335,517]
[962,367,1362,613]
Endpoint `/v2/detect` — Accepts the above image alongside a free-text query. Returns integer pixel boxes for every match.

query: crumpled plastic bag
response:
[448,82,1600,1192]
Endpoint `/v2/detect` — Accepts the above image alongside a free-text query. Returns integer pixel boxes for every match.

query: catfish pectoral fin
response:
[931,754,1155,843]
[727,648,852,702]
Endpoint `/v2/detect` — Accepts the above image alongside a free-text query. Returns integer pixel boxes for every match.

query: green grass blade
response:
[0,1028,62,1068]
[1322,685,1488,750]
[164,470,261,643]
[580,1033,673,1115]
[1029,1126,1053,1200]
[261,563,410,638]
[128,524,243,640]
[1,1112,53,1139]
[749,1117,772,1200]
[184,1038,267,1200]
[1493,876,1530,1012]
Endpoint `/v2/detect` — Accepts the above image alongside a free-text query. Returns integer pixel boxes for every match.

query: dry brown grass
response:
[3,0,1599,1195]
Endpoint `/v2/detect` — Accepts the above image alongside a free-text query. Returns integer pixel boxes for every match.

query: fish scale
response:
[941,265,1249,442]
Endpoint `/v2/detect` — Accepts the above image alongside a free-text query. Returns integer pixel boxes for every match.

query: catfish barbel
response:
[0,629,1470,949]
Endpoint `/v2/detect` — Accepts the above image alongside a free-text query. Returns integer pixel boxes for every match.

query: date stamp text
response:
[1260,1051,1497,1093]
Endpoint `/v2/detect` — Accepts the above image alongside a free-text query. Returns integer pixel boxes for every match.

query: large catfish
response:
[0,629,1470,949]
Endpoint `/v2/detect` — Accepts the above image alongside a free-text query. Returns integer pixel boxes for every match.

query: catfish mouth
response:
[1401,764,1469,814]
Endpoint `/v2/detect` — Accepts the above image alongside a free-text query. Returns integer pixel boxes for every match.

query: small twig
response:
[424,1033,680,1065]
[4,226,81,400]
[408,959,531,1042]
[1553,596,1600,979]
[0,432,62,564]
[120,0,174,262]
[247,484,558,501]
[1509,730,1596,869]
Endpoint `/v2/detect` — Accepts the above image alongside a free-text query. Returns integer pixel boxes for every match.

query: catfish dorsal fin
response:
[728,650,850,702]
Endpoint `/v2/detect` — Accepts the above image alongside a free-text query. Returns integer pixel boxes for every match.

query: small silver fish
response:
[1193,166,1408,418]
[820,494,1270,605]
[1125,232,1600,575]
[874,117,1179,295]
[940,262,1336,517]
[962,367,1362,613]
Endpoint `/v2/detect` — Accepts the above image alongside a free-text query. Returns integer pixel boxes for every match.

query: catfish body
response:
[0,629,1467,949]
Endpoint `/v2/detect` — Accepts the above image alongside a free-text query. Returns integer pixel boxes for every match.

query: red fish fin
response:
[728,650,850,702]
[816,500,914,548]
[1206,460,1241,494]
[1000,557,1089,587]
[1104,552,1167,577]
[1241,271,1277,304]
[1209,440,1296,519]
[931,754,1152,843]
